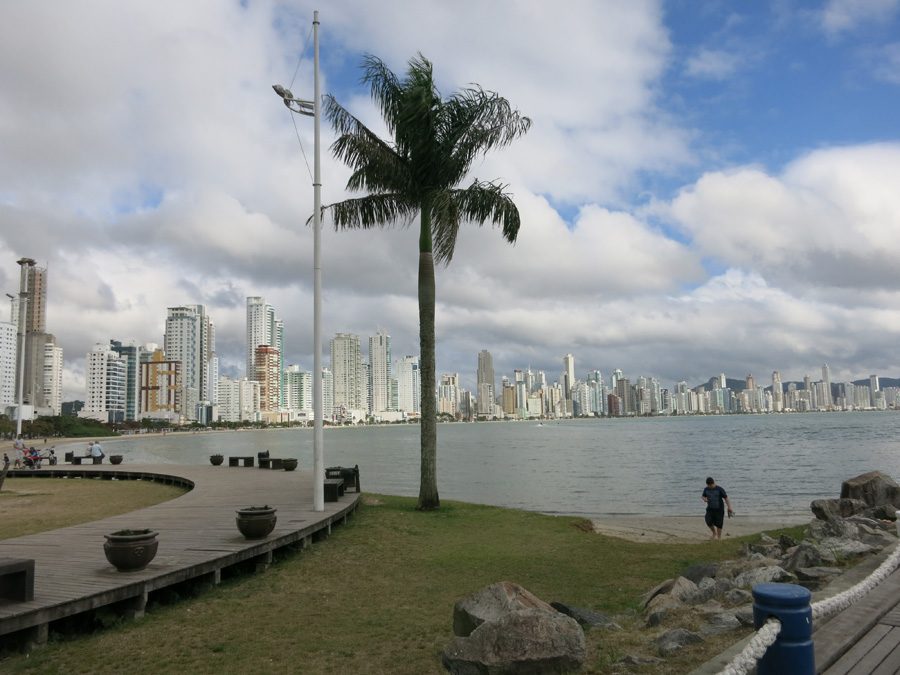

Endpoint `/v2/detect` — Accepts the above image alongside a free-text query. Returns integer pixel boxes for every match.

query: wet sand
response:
[591,514,811,543]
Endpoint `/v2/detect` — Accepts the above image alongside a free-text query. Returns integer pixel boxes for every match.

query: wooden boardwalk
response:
[0,463,360,647]
[817,562,900,674]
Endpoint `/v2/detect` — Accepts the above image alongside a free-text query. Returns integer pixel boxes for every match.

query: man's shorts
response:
[705,509,725,529]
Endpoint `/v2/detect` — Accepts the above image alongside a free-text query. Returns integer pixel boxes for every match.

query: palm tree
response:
[322,54,530,510]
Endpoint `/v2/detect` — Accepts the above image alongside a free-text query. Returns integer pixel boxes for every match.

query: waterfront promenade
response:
[0,463,360,647]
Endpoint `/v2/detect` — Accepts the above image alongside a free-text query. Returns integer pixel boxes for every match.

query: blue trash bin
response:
[752,583,814,675]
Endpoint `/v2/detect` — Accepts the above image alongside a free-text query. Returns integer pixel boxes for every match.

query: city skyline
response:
[2,2,900,401]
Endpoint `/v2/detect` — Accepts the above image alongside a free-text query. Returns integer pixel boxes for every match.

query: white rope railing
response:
[716,530,900,675]
[811,541,900,620]
[718,618,781,675]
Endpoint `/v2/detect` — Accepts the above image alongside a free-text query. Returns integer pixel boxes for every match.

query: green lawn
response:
[0,492,802,674]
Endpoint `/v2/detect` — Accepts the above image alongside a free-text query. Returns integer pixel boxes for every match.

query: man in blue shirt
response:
[702,476,734,540]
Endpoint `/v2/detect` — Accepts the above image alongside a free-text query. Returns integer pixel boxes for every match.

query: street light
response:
[273,10,324,512]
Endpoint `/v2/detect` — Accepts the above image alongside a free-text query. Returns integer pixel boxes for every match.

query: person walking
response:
[702,476,734,540]
[13,435,25,468]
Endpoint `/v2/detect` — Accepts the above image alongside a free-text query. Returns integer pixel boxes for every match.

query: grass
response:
[0,489,809,674]
[0,477,186,540]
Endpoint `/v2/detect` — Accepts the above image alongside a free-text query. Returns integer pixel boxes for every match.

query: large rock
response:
[550,602,620,630]
[734,565,796,588]
[701,612,742,636]
[640,578,675,609]
[811,498,868,521]
[655,628,703,657]
[680,563,718,584]
[840,471,900,508]
[442,608,585,674]
[453,582,556,637]
[645,594,682,627]
[783,542,837,571]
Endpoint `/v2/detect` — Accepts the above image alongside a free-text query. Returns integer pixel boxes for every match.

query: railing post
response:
[753,583,814,674]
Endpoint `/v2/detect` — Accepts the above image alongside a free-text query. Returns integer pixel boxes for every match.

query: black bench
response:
[71,456,103,465]
[258,457,284,470]
[0,558,35,602]
[326,465,361,493]
[324,478,344,502]
[228,456,254,467]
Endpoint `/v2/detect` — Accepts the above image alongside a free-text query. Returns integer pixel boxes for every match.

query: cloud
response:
[684,48,741,80]
[665,143,900,291]
[819,0,900,36]
[874,42,900,84]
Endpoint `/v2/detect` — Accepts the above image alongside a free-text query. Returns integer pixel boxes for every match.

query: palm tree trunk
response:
[417,207,440,510]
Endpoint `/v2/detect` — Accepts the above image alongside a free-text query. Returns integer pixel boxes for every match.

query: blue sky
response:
[1,0,900,399]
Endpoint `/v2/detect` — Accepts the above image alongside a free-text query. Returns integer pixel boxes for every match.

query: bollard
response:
[753,583,814,675]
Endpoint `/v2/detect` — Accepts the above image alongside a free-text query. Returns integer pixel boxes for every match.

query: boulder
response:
[861,505,899,521]
[810,498,868,521]
[655,628,703,657]
[734,566,796,588]
[817,537,875,559]
[645,594,683,627]
[617,654,663,668]
[550,602,620,630]
[779,533,800,549]
[701,612,742,636]
[640,578,675,609]
[784,542,837,571]
[453,582,556,637]
[680,563,718,584]
[669,576,701,604]
[794,566,842,582]
[853,523,897,549]
[734,605,755,627]
[840,471,900,508]
[724,589,753,606]
[808,518,858,541]
[442,608,585,674]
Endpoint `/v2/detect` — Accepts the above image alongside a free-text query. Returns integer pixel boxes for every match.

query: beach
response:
[590,514,811,543]
[591,511,813,544]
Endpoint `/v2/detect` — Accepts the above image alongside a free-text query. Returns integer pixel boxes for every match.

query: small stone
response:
[655,628,703,657]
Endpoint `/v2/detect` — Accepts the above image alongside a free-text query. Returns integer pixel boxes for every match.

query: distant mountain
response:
[691,376,900,393]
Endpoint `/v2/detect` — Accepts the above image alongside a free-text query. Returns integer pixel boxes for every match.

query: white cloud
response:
[874,42,900,84]
[684,48,741,80]
[819,0,900,36]
[666,143,900,290]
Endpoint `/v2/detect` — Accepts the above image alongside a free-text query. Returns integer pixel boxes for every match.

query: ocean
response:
[64,411,900,519]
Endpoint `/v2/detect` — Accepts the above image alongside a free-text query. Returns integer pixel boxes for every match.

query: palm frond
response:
[360,54,403,136]
[320,193,417,231]
[429,180,522,264]
[442,87,531,179]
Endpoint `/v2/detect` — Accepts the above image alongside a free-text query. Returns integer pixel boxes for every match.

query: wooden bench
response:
[258,458,284,470]
[0,558,35,602]
[324,478,344,502]
[228,456,254,467]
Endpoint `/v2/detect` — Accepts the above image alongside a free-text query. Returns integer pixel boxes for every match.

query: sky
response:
[2,0,900,401]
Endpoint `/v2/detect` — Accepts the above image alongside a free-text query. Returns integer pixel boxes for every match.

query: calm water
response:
[66,412,900,519]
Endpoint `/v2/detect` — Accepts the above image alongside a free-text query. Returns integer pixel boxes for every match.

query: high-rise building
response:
[369,330,392,414]
[254,345,281,412]
[476,349,495,417]
[80,343,126,423]
[395,355,421,413]
[110,340,143,422]
[321,367,334,419]
[284,364,313,413]
[331,333,363,410]
[438,373,460,417]
[562,353,575,401]
[0,319,15,408]
[42,341,63,416]
[772,371,783,412]
[246,297,283,407]
[822,363,833,409]
[870,375,880,408]
[164,305,215,420]
[139,348,181,421]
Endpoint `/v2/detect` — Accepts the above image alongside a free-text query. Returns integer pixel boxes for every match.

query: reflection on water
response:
[64,412,900,518]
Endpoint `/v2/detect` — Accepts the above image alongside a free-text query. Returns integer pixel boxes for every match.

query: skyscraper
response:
[254,344,281,412]
[772,371,783,412]
[476,349,495,417]
[395,355,421,413]
[81,343,126,423]
[140,347,181,421]
[822,363,833,409]
[331,333,363,410]
[246,296,282,405]
[164,305,215,420]
[0,319,15,408]
[110,340,143,422]
[562,353,575,401]
[369,330,392,414]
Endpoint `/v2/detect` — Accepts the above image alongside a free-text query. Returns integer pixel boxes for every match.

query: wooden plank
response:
[814,570,900,672]
[0,463,359,636]
[871,636,900,675]
[824,624,892,674]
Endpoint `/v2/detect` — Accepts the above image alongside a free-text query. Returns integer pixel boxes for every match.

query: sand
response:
[590,514,811,543]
